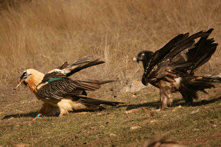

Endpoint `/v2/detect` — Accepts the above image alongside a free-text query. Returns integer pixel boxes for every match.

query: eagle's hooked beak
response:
[14,78,26,90]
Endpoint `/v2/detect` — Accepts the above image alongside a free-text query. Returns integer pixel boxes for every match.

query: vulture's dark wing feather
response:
[142,33,189,82]
[142,29,215,84]
[148,33,188,71]
[36,78,113,100]
[169,28,217,73]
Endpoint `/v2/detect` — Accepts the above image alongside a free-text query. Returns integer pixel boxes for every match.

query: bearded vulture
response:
[134,28,220,109]
[15,56,122,117]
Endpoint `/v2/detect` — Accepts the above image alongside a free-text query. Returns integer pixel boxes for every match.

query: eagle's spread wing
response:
[142,28,217,84]
[57,56,105,77]
[41,56,105,83]
[36,78,113,100]
[41,72,66,83]
[57,56,93,69]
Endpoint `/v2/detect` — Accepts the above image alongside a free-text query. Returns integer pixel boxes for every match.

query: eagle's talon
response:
[32,114,42,120]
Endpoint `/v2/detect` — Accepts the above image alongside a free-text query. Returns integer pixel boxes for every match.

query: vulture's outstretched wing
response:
[170,29,217,74]
[36,78,113,100]
[142,28,217,84]
[148,33,189,69]
[182,30,217,73]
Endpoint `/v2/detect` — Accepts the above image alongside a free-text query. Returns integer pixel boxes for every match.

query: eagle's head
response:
[133,50,153,69]
[14,69,44,91]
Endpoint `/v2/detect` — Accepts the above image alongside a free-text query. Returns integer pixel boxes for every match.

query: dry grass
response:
[0,0,221,97]
[0,86,220,146]
[0,1,221,146]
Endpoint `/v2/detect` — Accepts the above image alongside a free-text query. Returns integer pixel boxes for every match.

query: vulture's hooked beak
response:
[133,57,143,70]
[133,57,138,63]
[14,78,26,90]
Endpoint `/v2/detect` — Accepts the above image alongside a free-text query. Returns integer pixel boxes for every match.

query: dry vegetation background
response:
[0,1,221,146]
[0,0,220,97]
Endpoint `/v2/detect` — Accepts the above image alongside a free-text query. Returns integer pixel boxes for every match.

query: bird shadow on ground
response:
[2,96,219,119]
[2,110,91,120]
[2,105,127,120]
[191,96,221,106]
[2,111,38,120]
[126,96,221,111]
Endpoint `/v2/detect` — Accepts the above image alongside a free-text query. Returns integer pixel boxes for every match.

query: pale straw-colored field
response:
[0,0,220,97]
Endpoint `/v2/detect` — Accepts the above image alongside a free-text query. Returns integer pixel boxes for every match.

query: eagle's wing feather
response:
[37,78,88,100]
[57,56,105,77]
[41,56,105,83]
[65,59,104,77]
[36,78,113,100]
[57,56,93,69]
[41,72,65,83]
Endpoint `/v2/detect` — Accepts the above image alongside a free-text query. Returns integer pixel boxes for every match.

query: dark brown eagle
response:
[134,28,220,109]
[15,56,122,117]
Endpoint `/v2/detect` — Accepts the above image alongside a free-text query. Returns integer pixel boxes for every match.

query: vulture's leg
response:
[160,86,172,109]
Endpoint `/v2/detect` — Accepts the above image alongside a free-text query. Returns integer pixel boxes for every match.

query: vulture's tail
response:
[180,76,221,103]
[194,76,221,83]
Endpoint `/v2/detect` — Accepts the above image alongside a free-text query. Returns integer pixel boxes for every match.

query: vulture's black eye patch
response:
[23,81,28,85]
[20,71,27,80]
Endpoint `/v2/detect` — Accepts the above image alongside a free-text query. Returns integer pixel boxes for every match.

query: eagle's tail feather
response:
[74,80,116,91]
[74,96,124,106]
[79,80,116,85]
